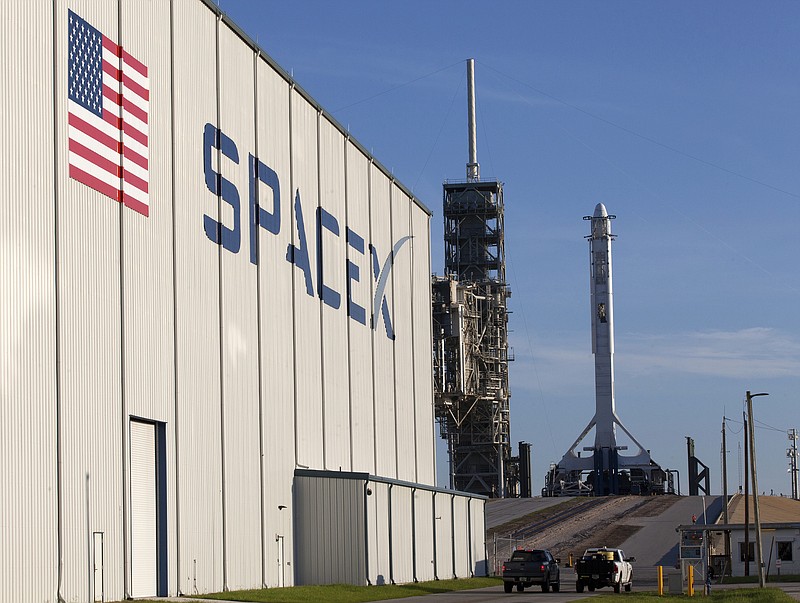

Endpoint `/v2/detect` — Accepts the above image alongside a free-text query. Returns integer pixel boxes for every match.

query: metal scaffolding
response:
[433,177,513,497]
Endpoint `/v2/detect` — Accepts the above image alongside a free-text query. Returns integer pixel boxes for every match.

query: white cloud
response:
[618,327,800,378]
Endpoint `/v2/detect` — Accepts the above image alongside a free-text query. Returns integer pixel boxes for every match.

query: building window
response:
[739,542,754,562]
[777,542,793,562]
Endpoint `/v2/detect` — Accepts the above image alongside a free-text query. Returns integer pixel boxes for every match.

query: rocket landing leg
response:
[544,412,669,497]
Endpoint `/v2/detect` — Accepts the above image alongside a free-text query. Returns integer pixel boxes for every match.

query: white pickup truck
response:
[574,547,634,593]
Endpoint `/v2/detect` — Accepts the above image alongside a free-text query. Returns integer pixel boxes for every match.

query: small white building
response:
[681,495,800,578]
[726,496,800,578]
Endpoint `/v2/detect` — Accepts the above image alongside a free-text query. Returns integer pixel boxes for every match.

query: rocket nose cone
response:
[594,203,608,218]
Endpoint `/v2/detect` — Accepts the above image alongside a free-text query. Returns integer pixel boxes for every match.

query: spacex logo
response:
[202,123,411,339]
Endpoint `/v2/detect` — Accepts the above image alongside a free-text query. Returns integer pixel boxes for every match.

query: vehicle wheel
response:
[516,583,525,592]
[588,584,595,592]
[542,580,550,593]
[625,582,632,592]
[553,580,561,593]
[613,582,621,593]
[576,580,584,593]
[504,582,513,593]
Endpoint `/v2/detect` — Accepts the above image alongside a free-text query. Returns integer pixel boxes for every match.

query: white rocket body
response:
[557,203,651,474]
[590,203,618,449]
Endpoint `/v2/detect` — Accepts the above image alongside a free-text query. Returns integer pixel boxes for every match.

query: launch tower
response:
[544,204,671,496]
[432,60,513,497]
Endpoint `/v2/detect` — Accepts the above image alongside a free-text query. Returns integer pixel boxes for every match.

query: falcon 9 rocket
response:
[545,204,670,496]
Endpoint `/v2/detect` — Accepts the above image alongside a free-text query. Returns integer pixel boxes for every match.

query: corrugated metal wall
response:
[412,211,436,484]
[173,0,224,594]
[294,475,365,585]
[434,493,455,579]
[413,490,436,582]
[254,43,295,592]
[346,143,375,474]
[294,473,485,587]
[319,118,351,472]
[57,0,126,600]
[453,496,470,577]
[4,0,455,600]
[470,498,488,576]
[370,168,397,478]
[390,485,414,582]
[0,3,58,601]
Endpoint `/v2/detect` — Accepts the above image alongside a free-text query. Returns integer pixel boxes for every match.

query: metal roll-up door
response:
[130,420,157,597]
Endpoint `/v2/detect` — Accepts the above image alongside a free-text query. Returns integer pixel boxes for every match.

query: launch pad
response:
[544,205,672,496]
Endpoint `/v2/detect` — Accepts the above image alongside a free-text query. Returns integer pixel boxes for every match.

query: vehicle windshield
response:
[511,550,547,562]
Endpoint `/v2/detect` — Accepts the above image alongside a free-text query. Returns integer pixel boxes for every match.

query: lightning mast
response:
[433,59,513,497]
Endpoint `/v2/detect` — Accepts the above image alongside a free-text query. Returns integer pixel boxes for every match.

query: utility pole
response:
[722,417,730,558]
[789,429,799,500]
[747,390,769,589]
[743,411,749,576]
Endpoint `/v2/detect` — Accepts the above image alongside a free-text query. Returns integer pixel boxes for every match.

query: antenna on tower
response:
[466,58,480,181]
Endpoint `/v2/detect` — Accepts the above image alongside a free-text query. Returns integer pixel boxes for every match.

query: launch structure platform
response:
[433,60,514,498]
[544,204,672,497]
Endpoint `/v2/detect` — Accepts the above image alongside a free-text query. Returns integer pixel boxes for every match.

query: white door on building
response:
[130,420,158,597]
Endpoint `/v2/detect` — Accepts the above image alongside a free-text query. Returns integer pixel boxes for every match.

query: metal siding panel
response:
[345,144,374,473]
[118,1,177,595]
[370,167,396,478]
[57,2,125,600]
[391,186,415,483]
[0,3,57,602]
[121,0,174,425]
[255,57,295,589]
[218,24,262,590]
[295,476,367,586]
[434,494,454,579]
[319,119,351,472]
[293,477,311,584]
[390,486,414,583]
[412,209,435,485]
[367,481,391,585]
[413,489,435,582]
[453,496,469,577]
[471,499,487,576]
[290,90,324,469]
[172,0,223,593]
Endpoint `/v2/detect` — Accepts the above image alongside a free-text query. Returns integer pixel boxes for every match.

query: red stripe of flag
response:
[122,49,147,77]
[122,97,148,124]
[123,121,148,147]
[102,58,121,82]
[122,73,149,102]
[102,109,123,131]
[69,138,122,177]
[123,144,148,171]
[68,111,122,154]
[123,168,148,194]
[123,192,150,217]
[102,35,121,56]
[103,83,122,106]
[69,164,122,202]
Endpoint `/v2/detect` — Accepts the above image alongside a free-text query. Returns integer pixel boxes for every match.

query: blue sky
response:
[219,1,800,497]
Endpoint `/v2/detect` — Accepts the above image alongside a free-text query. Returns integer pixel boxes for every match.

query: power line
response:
[477,60,800,200]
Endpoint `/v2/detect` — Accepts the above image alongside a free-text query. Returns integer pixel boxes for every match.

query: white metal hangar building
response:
[0,1,487,601]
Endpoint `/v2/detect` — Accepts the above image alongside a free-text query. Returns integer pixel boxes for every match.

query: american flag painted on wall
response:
[67,10,150,217]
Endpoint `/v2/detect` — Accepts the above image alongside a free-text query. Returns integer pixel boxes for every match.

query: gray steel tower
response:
[433,59,513,497]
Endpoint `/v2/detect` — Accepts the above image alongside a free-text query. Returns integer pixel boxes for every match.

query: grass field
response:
[594,588,796,602]
[119,579,800,603]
